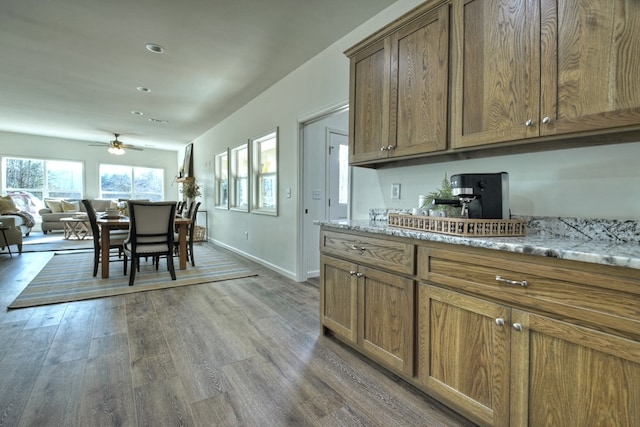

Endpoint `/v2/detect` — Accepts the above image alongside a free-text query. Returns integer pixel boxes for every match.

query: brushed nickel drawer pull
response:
[356,272,364,278]
[349,270,357,276]
[496,275,528,287]
[350,245,366,251]
[495,318,505,326]
[512,323,523,332]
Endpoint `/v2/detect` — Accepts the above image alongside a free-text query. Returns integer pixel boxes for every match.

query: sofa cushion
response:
[61,200,80,212]
[45,199,64,212]
[0,195,18,214]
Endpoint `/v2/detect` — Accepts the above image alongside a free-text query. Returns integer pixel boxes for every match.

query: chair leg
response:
[129,255,137,286]
[167,254,176,280]
[123,253,128,275]
[189,242,195,266]
[93,248,99,277]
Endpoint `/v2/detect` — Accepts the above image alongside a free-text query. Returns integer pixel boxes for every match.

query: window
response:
[251,128,278,215]
[99,164,164,201]
[214,150,229,209]
[2,157,83,216]
[230,143,249,211]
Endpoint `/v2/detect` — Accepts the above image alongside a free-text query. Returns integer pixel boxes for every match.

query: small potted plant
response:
[181,180,201,209]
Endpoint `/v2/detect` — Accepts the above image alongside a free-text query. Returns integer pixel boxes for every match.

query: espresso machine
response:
[434,172,510,219]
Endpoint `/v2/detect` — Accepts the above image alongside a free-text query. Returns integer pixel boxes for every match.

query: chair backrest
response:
[126,201,177,253]
[184,201,195,218]
[176,201,184,215]
[187,201,201,243]
[82,199,101,248]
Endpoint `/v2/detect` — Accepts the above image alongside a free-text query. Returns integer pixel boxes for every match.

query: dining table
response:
[96,215,192,279]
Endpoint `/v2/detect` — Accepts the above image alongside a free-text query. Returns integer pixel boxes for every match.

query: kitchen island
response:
[318,218,640,427]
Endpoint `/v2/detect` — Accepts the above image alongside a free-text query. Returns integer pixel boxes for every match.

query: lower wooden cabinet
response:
[320,254,415,376]
[417,284,640,427]
[417,284,511,427]
[510,309,640,427]
[320,227,640,426]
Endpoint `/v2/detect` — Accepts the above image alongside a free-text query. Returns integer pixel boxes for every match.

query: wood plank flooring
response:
[0,245,475,426]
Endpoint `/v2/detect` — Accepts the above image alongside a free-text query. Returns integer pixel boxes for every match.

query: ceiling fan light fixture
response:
[108,146,125,155]
[145,43,165,54]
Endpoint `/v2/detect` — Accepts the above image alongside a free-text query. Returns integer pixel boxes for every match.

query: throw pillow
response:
[61,200,80,212]
[45,199,63,213]
[0,195,18,214]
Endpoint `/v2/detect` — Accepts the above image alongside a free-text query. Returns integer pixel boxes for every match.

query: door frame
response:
[296,101,349,282]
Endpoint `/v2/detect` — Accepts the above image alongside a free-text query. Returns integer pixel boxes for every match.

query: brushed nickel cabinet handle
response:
[355,272,364,278]
[525,119,534,127]
[496,275,528,287]
[495,318,505,326]
[350,245,366,251]
[380,146,388,151]
[349,270,357,276]
[542,116,551,124]
[386,145,395,151]
[513,323,523,332]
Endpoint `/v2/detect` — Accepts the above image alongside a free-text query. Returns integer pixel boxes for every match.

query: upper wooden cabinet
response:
[346,2,450,165]
[452,0,640,149]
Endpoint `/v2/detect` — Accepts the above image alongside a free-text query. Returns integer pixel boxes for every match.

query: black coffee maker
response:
[449,172,510,219]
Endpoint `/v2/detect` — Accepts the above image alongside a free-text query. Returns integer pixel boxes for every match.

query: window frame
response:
[2,156,84,215]
[229,142,249,212]
[98,164,164,201]
[250,128,278,216]
[214,150,229,210]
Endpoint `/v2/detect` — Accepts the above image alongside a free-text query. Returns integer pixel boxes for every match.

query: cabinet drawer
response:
[417,245,640,339]
[321,230,414,275]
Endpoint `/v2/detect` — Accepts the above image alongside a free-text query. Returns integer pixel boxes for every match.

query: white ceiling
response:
[0,0,395,151]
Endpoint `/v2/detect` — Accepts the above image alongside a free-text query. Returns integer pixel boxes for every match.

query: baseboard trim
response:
[209,239,298,282]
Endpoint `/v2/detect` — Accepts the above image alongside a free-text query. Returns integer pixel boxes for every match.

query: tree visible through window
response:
[99,164,163,201]
[2,157,83,216]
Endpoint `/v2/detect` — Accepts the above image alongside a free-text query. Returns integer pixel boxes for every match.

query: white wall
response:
[0,131,180,200]
[352,142,640,220]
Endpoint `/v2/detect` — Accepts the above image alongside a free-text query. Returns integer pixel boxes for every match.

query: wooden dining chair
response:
[123,201,177,286]
[82,199,127,277]
[174,201,200,266]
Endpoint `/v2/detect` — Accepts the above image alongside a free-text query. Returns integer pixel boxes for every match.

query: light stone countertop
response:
[318,218,640,271]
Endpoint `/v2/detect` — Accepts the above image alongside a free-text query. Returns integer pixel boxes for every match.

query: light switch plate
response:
[391,183,401,199]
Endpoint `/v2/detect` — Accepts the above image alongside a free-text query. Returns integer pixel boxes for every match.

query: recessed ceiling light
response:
[136,86,151,92]
[149,118,168,123]
[145,43,165,53]
[131,111,144,115]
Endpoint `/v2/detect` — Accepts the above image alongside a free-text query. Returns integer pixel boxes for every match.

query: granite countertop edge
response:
[317,220,640,271]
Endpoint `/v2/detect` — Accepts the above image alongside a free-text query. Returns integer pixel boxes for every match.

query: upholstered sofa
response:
[39,199,116,234]
[0,216,23,255]
[0,195,33,237]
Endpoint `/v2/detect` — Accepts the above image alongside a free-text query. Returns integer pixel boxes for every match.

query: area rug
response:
[22,233,94,252]
[8,245,257,308]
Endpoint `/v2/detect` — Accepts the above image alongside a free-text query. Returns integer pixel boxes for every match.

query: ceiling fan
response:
[91,134,143,155]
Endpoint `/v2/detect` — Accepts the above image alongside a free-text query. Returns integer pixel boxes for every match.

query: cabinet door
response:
[540,0,640,136]
[417,284,511,427]
[349,39,391,164]
[320,255,358,344]
[511,309,640,427]
[389,4,449,157]
[358,265,414,376]
[451,0,540,148]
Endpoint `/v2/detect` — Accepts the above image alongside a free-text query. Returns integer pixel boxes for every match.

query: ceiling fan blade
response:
[122,145,143,151]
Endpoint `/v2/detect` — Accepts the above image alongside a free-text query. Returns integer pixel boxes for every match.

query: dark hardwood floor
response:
[0,244,474,426]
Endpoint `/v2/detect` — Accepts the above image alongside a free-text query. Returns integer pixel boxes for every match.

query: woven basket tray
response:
[388,213,526,237]
[194,225,206,242]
